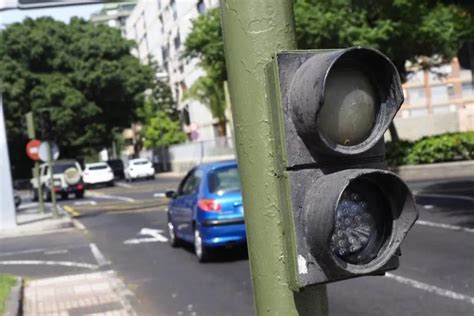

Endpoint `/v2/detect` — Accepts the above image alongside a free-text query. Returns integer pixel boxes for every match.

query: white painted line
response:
[74,200,97,206]
[123,228,168,244]
[72,219,86,231]
[386,273,474,305]
[0,248,46,257]
[423,205,434,209]
[44,249,68,255]
[18,202,38,210]
[116,182,133,188]
[416,220,474,234]
[0,260,98,270]
[416,193,474,203]
[89,243,110,266]
[87,192,135,203]
[153,192,166,198]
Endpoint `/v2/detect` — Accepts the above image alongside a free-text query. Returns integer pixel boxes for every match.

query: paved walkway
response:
[23,271,136,316]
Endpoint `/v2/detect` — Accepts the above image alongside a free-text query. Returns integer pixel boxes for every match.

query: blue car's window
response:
[208,167,241,194]
[180,169,203,196]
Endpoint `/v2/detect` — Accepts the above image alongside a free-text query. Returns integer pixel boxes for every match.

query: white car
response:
[83,162,115,187]
[125,158,155,181]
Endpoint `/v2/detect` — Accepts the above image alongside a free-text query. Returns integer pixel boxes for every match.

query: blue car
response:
[166,160,245,262]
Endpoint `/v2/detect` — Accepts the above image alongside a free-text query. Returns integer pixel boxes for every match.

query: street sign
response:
[26,139,41,161]
[38,141,59,162]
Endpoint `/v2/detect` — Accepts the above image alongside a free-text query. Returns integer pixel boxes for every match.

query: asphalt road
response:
[4,175,474,315]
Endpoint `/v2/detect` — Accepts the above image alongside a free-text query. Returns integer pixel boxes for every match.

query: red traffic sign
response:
[26,139,41,161]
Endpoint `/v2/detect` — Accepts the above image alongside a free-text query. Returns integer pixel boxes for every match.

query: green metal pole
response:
[26,112,44,213]
[46,141,58,218]
[220,1,328,315]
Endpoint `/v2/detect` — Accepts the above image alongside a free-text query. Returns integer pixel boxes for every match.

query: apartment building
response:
[126,0,220,142]
[90,1,137,37]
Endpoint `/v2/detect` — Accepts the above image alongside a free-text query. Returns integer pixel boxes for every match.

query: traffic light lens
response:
[318,66,377,147]
[330,183,388,264]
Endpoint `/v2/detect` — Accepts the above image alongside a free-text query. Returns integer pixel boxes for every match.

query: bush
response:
[385,132,474,166]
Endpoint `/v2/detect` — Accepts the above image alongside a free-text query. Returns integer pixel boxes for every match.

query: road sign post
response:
[220,1,328,314]
[25,112,45,214]
[46,141,59,218]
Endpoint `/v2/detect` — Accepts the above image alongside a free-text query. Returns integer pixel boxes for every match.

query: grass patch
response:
[0,274,17,314]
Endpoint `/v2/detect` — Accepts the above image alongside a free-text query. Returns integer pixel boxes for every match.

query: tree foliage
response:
[0,17,153,176]
[294,0,474,81]
[183,8,227,135]
[143,111,187,149]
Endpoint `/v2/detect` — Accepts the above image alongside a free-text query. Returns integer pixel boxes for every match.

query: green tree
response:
[0,17,153,177]
[183,3,473,140]
[143,111,187,148]
[183,8,228,136]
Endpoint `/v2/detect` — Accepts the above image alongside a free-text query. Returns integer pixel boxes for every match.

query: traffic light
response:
[39,111,53,141]
[267,47,418,289]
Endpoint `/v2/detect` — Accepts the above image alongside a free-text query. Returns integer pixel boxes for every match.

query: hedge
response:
[385,132,474,166]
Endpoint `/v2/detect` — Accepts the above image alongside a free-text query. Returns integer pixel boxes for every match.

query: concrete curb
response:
[0,216,73,239]
[391,160,474,182]
[4,277,23,316]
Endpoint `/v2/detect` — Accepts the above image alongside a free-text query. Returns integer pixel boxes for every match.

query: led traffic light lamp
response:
[268,47,418,289]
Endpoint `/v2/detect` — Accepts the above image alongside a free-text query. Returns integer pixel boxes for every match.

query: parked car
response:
[31,160,84,201]
[124,158,155,181]
[106,159,125,179]
[83,162,114,187]
[166,160,244,262]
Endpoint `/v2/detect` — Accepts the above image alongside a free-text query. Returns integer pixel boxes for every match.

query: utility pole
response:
[220,1,328,314]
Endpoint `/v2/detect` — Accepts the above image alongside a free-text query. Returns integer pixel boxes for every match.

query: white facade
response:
[90,2,137,38]
[126,0,220,142]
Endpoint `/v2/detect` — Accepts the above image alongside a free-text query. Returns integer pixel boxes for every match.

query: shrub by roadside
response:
[386,132,474,166]
[0,274,17,314]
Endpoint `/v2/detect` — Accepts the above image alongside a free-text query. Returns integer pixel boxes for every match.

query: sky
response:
[0,2,103,27]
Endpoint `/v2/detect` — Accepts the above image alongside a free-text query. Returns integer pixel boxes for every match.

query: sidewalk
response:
[23,271,136,316]
[0,203,72,239]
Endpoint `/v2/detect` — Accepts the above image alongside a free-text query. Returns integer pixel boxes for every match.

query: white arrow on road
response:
[123,228,168,245]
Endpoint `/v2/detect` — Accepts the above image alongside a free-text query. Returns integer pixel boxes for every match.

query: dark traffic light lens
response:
[329,181,390,264]
[318,66,377,147]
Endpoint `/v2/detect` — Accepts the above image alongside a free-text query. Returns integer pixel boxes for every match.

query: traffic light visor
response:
[289,47,404,155]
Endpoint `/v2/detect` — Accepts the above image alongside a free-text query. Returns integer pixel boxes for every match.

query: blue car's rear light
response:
[198,199,222,212]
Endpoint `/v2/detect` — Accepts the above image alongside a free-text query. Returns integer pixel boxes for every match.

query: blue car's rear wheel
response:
[194,228,210,262]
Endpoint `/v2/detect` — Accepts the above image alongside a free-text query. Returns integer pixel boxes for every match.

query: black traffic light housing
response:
[267,47,418,289]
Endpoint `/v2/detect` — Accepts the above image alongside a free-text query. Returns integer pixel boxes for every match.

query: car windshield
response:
[89,165,107,170]
[208,166,241,194]
[53,163,77,174]
[133,160,149,165]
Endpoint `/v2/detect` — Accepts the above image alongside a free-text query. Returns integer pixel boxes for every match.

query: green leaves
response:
[143,111,187,149]
[386,132,474,166]
[0,17,153,162]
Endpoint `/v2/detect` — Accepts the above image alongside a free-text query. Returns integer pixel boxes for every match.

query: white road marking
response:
[0,248,46,257]
[123,228,168,244]
[87,191,135,203]
[116,182,133,188]
[298,255,308,274]
[44,249,68,255]
[423,204,434,209]
[74,200,97,206]
[386,273,474,305]
[89,243,110,266]
[153,192,166,198]
[18,202,38,210]
[139,228,168,242]
[0,260,98,270]
[416,220,474,234]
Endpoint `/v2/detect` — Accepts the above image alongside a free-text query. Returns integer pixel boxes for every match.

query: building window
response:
[174,33,181,50]
[171,0,177,20]
[197,0,205,14]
